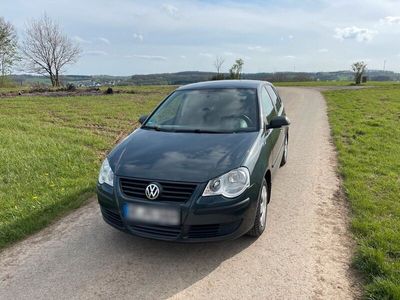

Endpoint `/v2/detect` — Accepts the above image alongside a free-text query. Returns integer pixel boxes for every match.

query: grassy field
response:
[0,86,174,249]
[1,80,398,95]
[275,80,400,87]
[0,85,177,95]
[324,86,400,298]
[101,85,176,94]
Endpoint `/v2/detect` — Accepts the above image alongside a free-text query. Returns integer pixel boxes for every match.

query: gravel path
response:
[0,87,360,299]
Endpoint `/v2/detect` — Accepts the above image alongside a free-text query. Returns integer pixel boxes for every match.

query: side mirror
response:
[266,116,290,129]
[138,115,148,124]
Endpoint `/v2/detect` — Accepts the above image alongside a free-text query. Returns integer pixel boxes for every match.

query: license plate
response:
[123,203,180,226]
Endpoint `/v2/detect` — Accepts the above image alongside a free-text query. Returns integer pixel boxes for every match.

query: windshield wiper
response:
[143,126,236,134]
[142,125,175,132]
[142,125,160,131]
[191,129,229,134]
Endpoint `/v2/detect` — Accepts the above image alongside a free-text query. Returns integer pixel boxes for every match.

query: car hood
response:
[110,128,258,183]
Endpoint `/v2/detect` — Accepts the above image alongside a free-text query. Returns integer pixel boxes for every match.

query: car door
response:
[266,85,285,160]
[260,86,280,171]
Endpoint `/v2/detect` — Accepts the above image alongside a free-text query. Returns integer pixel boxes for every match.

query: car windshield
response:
[143,88,259,133]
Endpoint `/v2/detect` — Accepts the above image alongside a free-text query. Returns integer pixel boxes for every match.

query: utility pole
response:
[383,60,386,72]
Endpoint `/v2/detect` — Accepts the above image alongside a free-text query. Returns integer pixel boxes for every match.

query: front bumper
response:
[97,179,260,242]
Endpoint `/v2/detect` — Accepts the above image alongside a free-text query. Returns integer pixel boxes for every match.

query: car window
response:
[261,87,276,122]
[266,85,282,112]
[150,93,183,125]
[272,86,282,112]
[144,88,259,132]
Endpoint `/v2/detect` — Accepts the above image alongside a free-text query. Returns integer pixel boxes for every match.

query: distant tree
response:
[21,14,81,87]
[351,61,367,85]
[229,58,244,79]
[0,17,19,83]
[213,55,225,79]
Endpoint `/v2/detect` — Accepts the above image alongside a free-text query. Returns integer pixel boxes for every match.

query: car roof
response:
[176,80,272,91]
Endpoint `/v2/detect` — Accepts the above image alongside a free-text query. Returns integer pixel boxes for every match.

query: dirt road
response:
[0,88,360,299]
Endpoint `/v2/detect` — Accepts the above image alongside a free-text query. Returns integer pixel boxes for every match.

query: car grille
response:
[187,221,241,239]
[119,177,197,202]
[130,224,181,238]
[187,224,220,238]
[126,221,241,240]
[101,207,124,229]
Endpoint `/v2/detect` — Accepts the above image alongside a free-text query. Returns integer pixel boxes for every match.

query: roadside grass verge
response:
[101,85,177,94]
[0,87,174,249]
[275,81,400,87]
[324,86,400,298]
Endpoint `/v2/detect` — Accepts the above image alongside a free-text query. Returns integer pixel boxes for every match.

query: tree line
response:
[211,57,244,80]
[0,14,81,87]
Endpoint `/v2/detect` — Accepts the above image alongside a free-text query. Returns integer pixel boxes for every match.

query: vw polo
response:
[97,80,290,242]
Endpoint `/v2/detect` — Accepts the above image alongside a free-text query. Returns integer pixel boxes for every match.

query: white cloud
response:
[5,0,400,74]
[83,50,108,56]
[199,52,213,58]
[334,26,377,42]
[280,35,294,41]
[72,36,91,44]
[162,4,178,17]
[133,33,144,41]
[247,46,269,52]
[129,54,167,61]
[381,16,400,25]
[318,48,329,53]
[180,55,187,59]
[97,37,110,44]
[284,55,296,59]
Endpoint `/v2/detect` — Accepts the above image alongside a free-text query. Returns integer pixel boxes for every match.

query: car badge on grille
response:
[145,183,160,200]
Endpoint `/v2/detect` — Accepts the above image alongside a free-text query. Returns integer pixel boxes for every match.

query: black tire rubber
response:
[247,178,268,237]
[280,133,288,167]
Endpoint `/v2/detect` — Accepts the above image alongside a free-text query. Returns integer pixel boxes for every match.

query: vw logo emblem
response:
[145,183,160,200]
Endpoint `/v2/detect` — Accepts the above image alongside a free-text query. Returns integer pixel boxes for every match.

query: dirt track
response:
[0,87,360,299]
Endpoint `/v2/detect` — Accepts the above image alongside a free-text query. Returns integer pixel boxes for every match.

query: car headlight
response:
[202,167,250,198]
[98,158,114,187]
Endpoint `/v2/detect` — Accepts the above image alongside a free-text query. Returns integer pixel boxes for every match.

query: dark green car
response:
[97,80,290,242]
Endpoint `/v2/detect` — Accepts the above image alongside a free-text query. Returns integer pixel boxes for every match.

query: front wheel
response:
[247,179,268,237]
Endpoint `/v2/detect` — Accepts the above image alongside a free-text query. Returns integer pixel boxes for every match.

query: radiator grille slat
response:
[130,224,181,238]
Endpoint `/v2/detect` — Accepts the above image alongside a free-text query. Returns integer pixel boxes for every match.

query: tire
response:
[280,133,288,167]
[247,178,268,237]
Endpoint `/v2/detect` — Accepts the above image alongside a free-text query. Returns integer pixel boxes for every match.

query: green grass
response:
[0,84,177,95]
[275,81,400,87]
[0,86,34,93]
[324,86,400,299]
[275,80,354,86]
[0,86,174,249]
[102,85,177,94]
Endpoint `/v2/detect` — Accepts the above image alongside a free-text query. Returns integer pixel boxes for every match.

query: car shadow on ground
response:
[88,224,256,298]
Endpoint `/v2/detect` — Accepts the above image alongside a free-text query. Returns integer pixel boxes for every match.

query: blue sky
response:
[2,0,400,75]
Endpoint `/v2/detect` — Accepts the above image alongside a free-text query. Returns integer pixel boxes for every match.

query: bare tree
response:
[229,58,244,79]
[352,61,367,85]
[0,17,19,81]
[214,55,225,75]
[21,14,81,87]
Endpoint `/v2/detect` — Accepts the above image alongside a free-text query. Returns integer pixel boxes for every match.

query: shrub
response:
[105,87,113,94]
[66,83,76,91]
